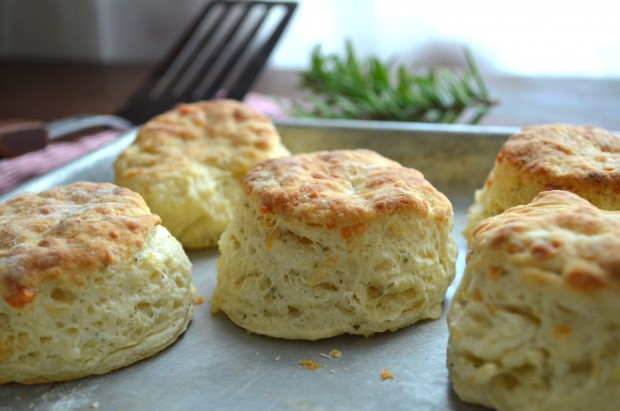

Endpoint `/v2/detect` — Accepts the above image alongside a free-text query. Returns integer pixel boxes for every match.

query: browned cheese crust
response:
[496,124,620,199]
[116,99,286,182]
[473,190,620,293]
[464,124,620,241]
[243,149,453,235]
[0,182,160,309]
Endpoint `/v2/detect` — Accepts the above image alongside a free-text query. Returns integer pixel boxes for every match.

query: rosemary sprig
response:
[290,41,498,124]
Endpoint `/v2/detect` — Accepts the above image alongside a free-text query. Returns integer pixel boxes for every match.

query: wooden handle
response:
[0,115,133,158]
[0,121,49,158]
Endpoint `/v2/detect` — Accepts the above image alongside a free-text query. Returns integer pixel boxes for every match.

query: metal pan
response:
[0,119,516,411]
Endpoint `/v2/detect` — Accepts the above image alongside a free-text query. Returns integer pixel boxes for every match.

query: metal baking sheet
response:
[0,119,518,411]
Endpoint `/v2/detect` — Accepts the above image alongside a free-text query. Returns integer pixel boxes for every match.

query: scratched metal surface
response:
[0,120,517,411]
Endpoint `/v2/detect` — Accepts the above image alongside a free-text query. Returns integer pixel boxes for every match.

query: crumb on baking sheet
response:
[194,296,206,304]
[275,355,281,361]
[381,368,395,380]
[329,349,341,358]
[91,401,99,409]
[299,359,321,371]
[319,349,341,359]
[191,286,198,295]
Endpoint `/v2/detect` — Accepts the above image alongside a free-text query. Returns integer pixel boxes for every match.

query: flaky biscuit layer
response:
[465,124,620,241]
[0,182,193,384]
[114,99,290,249]
[212,150,457,339]
[449,190,620,411]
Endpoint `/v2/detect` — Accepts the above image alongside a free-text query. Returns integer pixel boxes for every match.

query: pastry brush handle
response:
[0,120,48,158]
[46,115,133,139]
[0,115,133,158]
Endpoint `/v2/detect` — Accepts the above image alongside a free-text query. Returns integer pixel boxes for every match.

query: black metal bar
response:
[115,1,298,125]
[196,3,272,99]
[227,2,297,100]
[177,2,253,101]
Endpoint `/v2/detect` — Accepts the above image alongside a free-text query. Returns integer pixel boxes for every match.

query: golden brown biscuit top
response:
[243,149,453,231]
[497,124,620,190]
[0,182,161,308]
[119,99,285,179]
[473,190,620,294]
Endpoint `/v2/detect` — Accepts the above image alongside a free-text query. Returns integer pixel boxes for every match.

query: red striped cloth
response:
[0,93,288,194]
[0,131,119,194]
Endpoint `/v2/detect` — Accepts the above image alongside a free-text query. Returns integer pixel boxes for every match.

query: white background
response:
[1,0,619,77]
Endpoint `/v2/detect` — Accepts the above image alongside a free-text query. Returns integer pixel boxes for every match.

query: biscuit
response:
[114,99,290,249]
[211,149,457,340]
[448,190,620,411]
[464,124,620,241]
[0,182,193,384]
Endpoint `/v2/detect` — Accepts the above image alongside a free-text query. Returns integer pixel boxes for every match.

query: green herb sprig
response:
[290,41,497,124]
